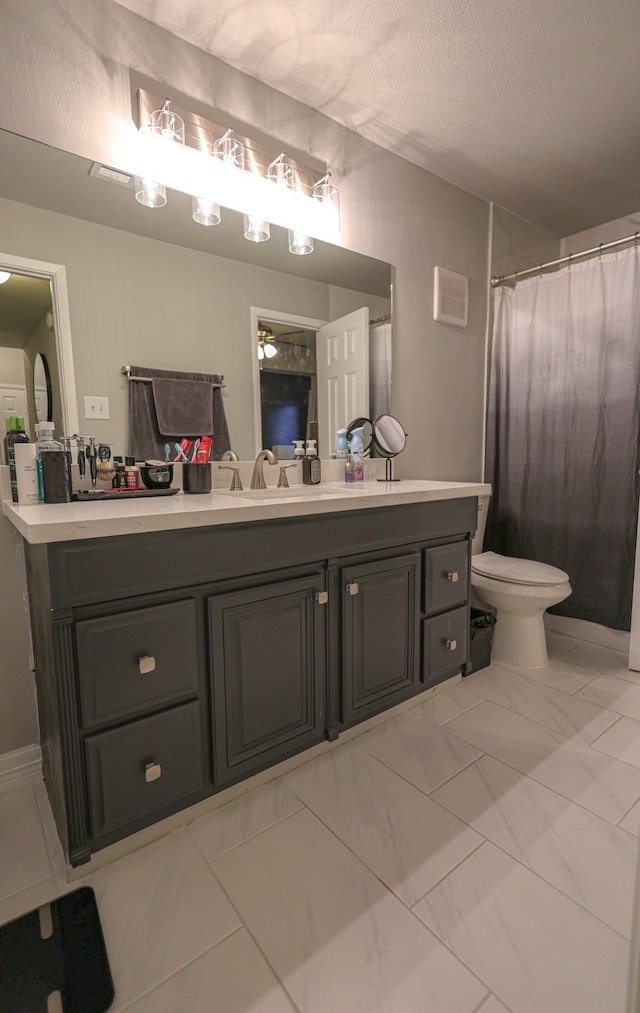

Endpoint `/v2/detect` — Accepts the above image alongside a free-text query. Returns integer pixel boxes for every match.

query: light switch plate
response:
[84,395,110,419]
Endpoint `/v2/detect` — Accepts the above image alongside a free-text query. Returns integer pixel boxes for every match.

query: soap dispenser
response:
[293,440,305,460]
[302,439,321,485]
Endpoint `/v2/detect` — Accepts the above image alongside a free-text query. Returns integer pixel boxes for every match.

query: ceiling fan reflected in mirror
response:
[257,326,278,359]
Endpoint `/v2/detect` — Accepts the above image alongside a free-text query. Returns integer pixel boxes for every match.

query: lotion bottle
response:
[302,439,321,485]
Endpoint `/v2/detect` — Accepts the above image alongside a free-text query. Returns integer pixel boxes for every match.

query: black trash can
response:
[467,608,496,675]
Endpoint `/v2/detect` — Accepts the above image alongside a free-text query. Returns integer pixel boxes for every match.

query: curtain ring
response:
[567,253,572,270]
[598,243,603,260]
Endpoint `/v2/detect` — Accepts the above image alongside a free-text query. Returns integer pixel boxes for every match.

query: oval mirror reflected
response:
[33,353,52,423]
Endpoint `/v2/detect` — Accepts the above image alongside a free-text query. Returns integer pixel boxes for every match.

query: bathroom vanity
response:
[4,479,489,866]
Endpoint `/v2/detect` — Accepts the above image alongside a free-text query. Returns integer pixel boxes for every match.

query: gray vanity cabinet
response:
[341,553,421,724]
[22,495,477,866]
[209,573,327,784]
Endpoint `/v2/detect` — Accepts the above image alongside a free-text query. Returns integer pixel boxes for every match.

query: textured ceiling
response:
[115,0,640,236]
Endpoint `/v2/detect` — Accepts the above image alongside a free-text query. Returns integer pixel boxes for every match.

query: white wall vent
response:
[433,267,469,327]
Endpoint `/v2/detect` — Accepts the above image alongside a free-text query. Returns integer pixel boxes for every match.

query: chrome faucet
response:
[250,449,278,489]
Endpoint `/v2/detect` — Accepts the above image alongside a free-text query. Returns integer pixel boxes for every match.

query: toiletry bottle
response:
[344,452,354,483]
[349,427,365,482]
[293,440,305,460]
[335,428,348,460]
[302,439,321,485]
[4,416,30,503]
[124,456,139,489]
[35,422,72,503]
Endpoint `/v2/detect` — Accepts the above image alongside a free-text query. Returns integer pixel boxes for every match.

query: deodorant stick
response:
[14,443,39,504]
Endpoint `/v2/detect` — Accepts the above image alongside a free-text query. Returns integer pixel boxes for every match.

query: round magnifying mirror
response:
[372,414,407,481]
[33,353,52,423]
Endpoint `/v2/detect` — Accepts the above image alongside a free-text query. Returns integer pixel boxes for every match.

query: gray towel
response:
[152,376,214,436]
[127,365,230,462]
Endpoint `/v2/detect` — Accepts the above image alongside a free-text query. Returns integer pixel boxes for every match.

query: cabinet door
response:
[342,553,420,725]
[209,575,326,784]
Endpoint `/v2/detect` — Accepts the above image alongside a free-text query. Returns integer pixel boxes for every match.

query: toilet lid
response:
[472,551,569,586]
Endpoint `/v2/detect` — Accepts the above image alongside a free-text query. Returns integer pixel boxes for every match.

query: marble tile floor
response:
[2,631,640,1012]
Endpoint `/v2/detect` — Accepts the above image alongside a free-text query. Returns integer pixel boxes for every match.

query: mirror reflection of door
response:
[257,308,371,459]
[258,320,318,459]
[0,270,55,438]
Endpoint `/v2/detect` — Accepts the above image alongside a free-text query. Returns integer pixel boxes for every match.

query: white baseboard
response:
[545,614,630,654]
[0,743,42,792]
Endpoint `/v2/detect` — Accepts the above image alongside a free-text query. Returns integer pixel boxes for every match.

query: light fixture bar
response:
[137,89,325,200]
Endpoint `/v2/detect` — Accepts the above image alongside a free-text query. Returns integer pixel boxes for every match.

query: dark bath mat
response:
[0,886,114,1012]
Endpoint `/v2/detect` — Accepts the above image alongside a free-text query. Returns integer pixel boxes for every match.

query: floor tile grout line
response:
[462,668,623,745]
[207,847,303,1013]
[110,925,250,1013]
[184,798,306,864]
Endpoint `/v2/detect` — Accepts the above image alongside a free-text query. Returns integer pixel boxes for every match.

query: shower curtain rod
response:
[491,230,640,288]
[370,314,391,325]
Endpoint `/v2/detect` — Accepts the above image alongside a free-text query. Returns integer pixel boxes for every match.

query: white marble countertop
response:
[2,474,490,545]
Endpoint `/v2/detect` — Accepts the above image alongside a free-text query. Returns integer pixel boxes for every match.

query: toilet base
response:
[491,610,549,669]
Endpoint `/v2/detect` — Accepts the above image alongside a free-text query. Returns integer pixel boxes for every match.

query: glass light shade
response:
[134,176,167,208]
[288,230,314,256]
[192,196,221,227]
[213,129,245,170]
[257,344,264,360]
[263,342,278,358]
[313,175,340,220]
[0,271,10,284]
[148,103,185,145]
[244,215,270,243]
[267,153,295,188]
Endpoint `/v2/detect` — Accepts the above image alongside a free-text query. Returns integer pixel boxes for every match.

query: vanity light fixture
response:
[0,271,10,284]
[129,90,341,247]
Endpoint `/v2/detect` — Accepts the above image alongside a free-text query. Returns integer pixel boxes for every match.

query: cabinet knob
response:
[315,591,329,605]
[144,761,162,783]
[447,571,459,583]
[346,582,359,596]
[138,655,156,674]
[445,639,457,652]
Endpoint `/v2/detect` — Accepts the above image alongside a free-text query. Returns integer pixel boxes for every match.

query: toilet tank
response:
[471,494,491,556]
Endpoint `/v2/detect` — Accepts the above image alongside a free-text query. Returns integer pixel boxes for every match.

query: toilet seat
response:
[471,551,569,586]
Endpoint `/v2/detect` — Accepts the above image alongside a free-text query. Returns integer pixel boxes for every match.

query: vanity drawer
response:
[423,543,468,615]
[76,599,199,729]
[422,606,469,686]
[85,700,205,838]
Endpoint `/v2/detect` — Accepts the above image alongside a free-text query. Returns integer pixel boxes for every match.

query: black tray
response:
[73,487,179,501]
[0,886,114,1012]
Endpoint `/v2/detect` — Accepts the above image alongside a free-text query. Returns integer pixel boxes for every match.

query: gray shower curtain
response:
[485,246,640,631]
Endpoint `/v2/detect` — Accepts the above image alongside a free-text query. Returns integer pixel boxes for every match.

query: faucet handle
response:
[218,465,243,490]
[277,463,297,488]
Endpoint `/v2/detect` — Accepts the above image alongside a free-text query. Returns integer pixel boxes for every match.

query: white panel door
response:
[0,383,29,429]
[316,307,369,458]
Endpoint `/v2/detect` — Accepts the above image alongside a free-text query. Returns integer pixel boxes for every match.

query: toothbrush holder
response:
[182,462,212,494]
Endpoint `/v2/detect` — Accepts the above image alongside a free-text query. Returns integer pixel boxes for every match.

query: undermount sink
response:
[213,485,370,502]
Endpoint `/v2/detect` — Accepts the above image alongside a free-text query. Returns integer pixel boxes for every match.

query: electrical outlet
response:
[84,395,110,420]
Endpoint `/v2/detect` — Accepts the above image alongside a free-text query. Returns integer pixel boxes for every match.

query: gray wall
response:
[0,0,490,756]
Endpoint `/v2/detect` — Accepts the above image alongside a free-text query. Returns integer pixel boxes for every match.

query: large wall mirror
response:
[0,129,392,459]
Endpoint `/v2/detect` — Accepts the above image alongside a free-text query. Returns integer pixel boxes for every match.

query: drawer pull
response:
[346,582,359,596]
[315,591,329,605]
[445,639,457,652]
[144,761,162,783]
[447,571,459,583]
[138,655,156,675]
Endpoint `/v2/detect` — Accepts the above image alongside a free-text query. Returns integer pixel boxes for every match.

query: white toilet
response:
[471,494,572,668]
